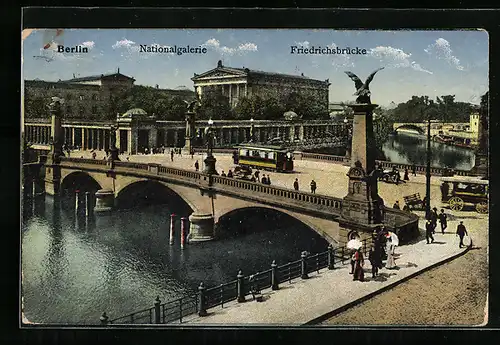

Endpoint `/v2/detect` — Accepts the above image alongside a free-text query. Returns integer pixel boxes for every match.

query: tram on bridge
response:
[440,176,488,213]
[236,144,294,172]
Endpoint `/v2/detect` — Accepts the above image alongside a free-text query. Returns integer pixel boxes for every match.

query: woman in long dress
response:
[353,248,365,282]
[385,238,396,269]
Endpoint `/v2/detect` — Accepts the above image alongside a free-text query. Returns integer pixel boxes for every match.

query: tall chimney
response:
[117,67,120,73]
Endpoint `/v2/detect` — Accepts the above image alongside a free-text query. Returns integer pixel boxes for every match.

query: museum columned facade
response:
[192,60,331,111]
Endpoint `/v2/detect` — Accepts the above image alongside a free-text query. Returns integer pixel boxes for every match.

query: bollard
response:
[237,270,245,303]
[100,312,109,325]
[169,214,175,245]
[198,282,207,316]
[301,251,309,279]
[85,191,93,217]
[180,217,186,249]
[154,296,161,324]
[271,260,279,290]
[75,190,80,212]
[328,244,335,270]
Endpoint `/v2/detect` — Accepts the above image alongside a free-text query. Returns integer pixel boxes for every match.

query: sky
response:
[22,29,488,106]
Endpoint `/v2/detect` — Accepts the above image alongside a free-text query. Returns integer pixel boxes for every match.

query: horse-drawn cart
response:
[440,176,488,213]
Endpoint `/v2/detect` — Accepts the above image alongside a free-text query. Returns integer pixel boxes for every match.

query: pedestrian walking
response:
[170,150,174,162]
[438,209,448,234]
[255,170,260,182]
[456,221,468,248]
[261,174,267,184]
[194,160,199,171]
[404,168,409,181]
[349,250,356,275]
[310,180,317,194]
[426,219,435,244]
[385,238,396,269]
[221,170,227,177]
[266,175,271,185]
[227,169,233,178]
[353,248,365,282]
[412,163,417,176]
[293,178,299,191]
[431,207,438,233]
[368,247,381,278]
[393,200,400,209]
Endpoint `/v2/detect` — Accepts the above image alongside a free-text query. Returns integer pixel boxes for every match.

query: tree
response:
[198,90,232,120]
[479,91,489,153]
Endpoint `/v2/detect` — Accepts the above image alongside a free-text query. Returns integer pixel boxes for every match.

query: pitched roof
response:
[192,64,329,84]
[60,72,135,83]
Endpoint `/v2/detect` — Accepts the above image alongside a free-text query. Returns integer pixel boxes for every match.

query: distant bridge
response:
[393,122,469,135]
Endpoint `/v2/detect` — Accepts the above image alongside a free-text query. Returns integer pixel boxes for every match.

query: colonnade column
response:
[127,130,132,154]
[299,125,304,141]
[229,84,232,106]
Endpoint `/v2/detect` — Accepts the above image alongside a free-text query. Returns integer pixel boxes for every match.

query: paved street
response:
[181,214,477,325]
[71,150,444,209]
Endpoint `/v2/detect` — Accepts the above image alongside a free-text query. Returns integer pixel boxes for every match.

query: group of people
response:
[350,230,398,282]
[292,178,317,193]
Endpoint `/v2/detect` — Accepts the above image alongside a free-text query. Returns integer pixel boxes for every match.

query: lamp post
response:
[250,118,254,142]
[203,119,218,175]
[344,117,351,160]
[424,100,432,220]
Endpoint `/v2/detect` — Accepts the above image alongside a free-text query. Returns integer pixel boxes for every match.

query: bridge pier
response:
[94,189,115,212]
[188,213,215,242]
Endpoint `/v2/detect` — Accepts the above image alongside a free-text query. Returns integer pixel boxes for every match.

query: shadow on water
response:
[22,193,330,324]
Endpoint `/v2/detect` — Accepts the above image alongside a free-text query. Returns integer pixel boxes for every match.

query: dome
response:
[284,111,300,120]
[121,108,147,118]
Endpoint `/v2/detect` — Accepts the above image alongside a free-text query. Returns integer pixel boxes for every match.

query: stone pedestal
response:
[338,103,384,247]
[188,213,215,242]
[94,189,115,212]
[472,153,488,178]
[203,155,218,175]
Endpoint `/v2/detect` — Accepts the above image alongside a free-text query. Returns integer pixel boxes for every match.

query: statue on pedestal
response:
[108,125,120,163]
[48,97,65,161]
[344,67,385,104]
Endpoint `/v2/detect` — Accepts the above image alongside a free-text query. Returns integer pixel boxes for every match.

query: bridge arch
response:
[215,206,333,248]
[60,171,103,194]
[394,124,425,134]
[115,179,195,213]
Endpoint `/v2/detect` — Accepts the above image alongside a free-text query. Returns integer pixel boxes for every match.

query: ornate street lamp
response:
[203,119,218,175]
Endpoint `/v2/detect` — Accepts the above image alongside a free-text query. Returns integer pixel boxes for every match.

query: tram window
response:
[268,152,275,160]
[456,183,468,191]
[252,150,260,157]
[240,149,248,156]
[264,152,268,159]
[260,151,266,158]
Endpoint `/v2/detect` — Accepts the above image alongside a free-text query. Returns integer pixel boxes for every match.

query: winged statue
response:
[344,67,385,104]
[184,98,201,113]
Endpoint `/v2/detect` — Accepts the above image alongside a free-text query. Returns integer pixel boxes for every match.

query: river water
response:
[21,194,329,325]
[308,132,476,171]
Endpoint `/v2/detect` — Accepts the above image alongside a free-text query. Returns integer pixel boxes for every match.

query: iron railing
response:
[103,237,375,325]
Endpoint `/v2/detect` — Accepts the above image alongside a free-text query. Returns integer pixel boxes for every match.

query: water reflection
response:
[382,133,475,170]
[22,196,328,324]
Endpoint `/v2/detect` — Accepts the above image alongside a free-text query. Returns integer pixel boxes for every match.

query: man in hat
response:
[426,219,435,244]
[393,200,400,209]
[438,209,448,234]
[430,207,439,234]
[456,221,468,248]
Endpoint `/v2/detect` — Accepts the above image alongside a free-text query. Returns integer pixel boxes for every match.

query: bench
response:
[403,193,424,210]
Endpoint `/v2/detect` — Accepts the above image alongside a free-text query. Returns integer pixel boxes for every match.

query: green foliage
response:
[24,91,48,118]
[390,95,473,123]
[197,90,233,120]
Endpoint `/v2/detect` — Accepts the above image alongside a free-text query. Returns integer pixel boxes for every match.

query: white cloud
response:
[424,38,465,71]
[367,46,433,74]
[202,38,258,56]
[328,43,355,69]
[112,38,135,49]
[81,41,95,50]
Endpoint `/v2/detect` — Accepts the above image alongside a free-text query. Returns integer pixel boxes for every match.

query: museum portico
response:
[192,60,331,109]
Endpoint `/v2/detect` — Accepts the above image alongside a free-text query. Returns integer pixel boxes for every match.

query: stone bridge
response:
[36,157,418,246]
[393,122,469,135]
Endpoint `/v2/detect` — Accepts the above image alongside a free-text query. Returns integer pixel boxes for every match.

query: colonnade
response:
[24,121,348,154]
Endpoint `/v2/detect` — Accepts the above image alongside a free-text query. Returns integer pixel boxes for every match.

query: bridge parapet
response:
[211,175,344,216]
